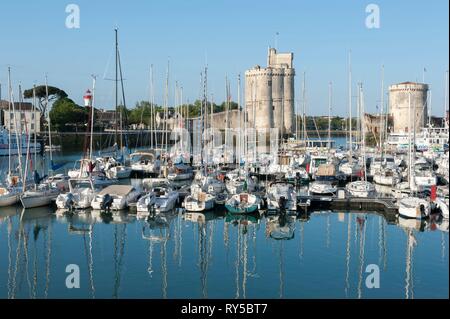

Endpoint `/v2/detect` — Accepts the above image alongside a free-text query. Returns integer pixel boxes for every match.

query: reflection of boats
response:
[265,214,296,240]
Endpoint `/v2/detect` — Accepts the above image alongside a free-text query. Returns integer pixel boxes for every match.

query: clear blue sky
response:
[0,0,448,116]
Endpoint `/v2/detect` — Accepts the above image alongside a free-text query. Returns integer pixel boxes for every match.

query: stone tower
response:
[389,82,428,133]
[245,48,295,134]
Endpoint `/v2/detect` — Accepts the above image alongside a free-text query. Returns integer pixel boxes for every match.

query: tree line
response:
[23,85,357,133]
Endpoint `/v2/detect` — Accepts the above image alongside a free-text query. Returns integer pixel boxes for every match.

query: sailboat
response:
[346,83,376,198]
[225,75,262,214]
[1,68,25,207]
[339,52,362,179]
[104,28,132,180]
[397,89,431,219]
[21,82,63,208]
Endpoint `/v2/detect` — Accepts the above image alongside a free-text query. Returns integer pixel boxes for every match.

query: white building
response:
[0,100,41,134]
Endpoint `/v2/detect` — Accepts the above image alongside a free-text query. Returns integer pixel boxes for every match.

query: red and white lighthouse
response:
[83,89,93,107]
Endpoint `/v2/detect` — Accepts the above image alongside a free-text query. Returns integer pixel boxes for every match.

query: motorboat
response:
[56,178,97,211]
[414,161,437,190]
[151,185,179,213]
[130,152,161,175]
[136,191,157,218]
[266,182,297,213]
[91,185,142,211]
[345,180,376,198]
[285,167,309,184]
[308,164,338,196]
[105,164,132,179]
[373,167,402,186]
[398,197,431,220]
[309,181,337,196]
[183,183,215,212]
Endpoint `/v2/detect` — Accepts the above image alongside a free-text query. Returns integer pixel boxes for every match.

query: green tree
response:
[50,98,88,131]
[23,85,68,121]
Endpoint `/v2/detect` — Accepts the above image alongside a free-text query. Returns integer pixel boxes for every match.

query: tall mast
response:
[10,72,24,182]
[7,67,12,174]
[115,28,119,147]
[408,90,413,191]
[149,65,154,149]
[33,85,37,171]
[360,83,367,181]
[237,74,241,166]
[45,75,53,167]
[302,72,307,150]
[379,65,384,153]
[90,76,96,160]
[164,59,170,153]
[348,52,353,160]
[444,70,449,127]
[328,81,332,150]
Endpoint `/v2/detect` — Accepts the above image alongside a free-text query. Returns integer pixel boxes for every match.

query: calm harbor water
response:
[0,137,448,299]
[0,204,448,299]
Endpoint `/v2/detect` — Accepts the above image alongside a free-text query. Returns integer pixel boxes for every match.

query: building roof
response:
[0,100,34,111]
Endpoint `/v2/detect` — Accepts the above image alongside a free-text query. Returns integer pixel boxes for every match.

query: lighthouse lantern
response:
[83,89,92,107]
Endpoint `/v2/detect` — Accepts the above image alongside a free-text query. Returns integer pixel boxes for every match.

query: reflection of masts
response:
[345,215,352,297]
[22,225,32,298]
[235,224,241,299]
[199,222,208,298]
[357,216,366,299]
[161,239,168,299]
[113,224,126,299]
[224,222,229,263]
[32,226,38,299]
[326,215,330,248]
[7,217,13,298]
[299,221,304,259]
[378,217,387,270]
[279,241,284,299]
[11,210,24,298]
[44,221,52,298]
[405,229,416,299]
[83,225,95,298]
[242,226,248,299]
[442,232,446,262]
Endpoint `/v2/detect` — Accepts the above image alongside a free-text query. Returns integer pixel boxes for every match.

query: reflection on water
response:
[0,206,448,299]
